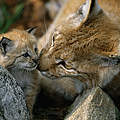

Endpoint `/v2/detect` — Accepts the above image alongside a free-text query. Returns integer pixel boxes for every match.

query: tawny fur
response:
[38,0,120,106]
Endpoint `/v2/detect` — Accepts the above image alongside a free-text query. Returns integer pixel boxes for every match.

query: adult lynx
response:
[38,0,120,106]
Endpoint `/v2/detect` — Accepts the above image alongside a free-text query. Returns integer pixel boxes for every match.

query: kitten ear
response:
[0,37,14,55]
[27,27,37,35]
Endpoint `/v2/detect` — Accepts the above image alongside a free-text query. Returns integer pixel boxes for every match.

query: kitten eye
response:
[22,52,30,57]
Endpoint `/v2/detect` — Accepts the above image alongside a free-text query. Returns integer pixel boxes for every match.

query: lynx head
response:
[0,28,38,71]
[39,0,120,80]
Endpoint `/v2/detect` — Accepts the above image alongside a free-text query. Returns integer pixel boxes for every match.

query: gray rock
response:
[65,87,120,120]
[0,66,30,120]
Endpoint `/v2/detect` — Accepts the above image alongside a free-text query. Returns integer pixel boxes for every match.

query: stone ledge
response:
[65,87,120,120]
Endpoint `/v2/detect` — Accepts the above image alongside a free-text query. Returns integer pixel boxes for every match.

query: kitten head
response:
[0,28,38,71]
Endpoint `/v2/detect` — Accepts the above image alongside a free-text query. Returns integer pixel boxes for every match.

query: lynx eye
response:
[22,52,30,57]
[56,59,66,67]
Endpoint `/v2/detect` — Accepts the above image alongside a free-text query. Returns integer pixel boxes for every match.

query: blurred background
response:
[0,0,66,38]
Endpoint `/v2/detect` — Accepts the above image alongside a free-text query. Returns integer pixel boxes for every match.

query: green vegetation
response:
[0,2,24,33]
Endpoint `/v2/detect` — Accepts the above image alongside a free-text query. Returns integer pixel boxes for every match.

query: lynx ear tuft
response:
[0,37,13,55]
[27,27,37,35]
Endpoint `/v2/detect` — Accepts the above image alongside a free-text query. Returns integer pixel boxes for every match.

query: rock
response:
[0,66,30,120]
[65,87,120,120]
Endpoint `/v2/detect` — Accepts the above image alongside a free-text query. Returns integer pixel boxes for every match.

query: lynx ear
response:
[27,27,37,35]
[62,0,101,30]
[65,0,92,28]
[0,37,13,55]
[98,0,120,24]
[78,0,101,21]
[88,0,101,17]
